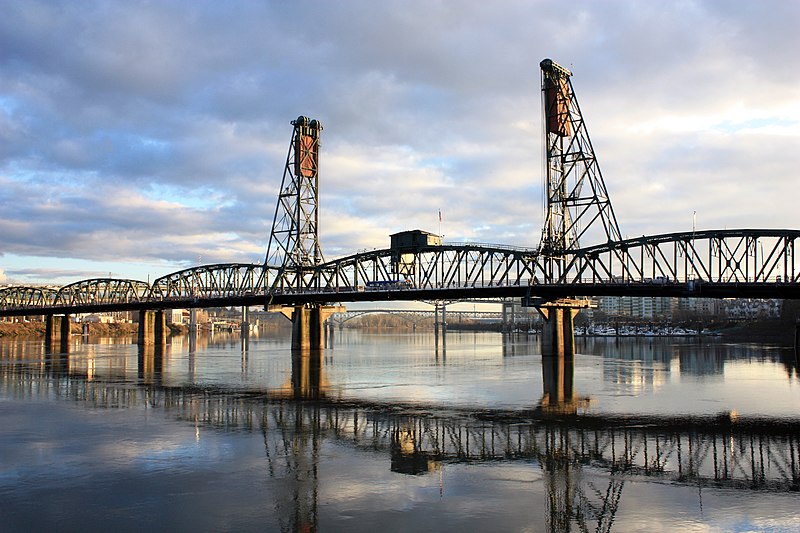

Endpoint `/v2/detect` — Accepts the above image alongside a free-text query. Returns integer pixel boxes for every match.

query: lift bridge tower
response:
[536,59,621,356]
[539,58,621,278]
[265,116,341,351]
[266,115,324,290]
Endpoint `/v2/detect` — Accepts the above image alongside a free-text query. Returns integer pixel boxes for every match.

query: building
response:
[390,230,442,250]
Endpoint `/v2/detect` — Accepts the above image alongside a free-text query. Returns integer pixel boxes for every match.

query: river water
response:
[1,329,798,532]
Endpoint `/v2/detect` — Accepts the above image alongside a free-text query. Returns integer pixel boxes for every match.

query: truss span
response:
[150,263,268,301]
[564,229,800,286]
[0,286,58,309]
[1,229,799,315]
[313,244,543,293]
[54,278,150,307]
[55,278,151,307]
[309,229,799,296]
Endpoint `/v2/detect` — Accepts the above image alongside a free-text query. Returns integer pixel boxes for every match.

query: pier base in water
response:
[137,310,166,346]
[45,314,70,353]
[536,299,589,358]
[272,304,346,351]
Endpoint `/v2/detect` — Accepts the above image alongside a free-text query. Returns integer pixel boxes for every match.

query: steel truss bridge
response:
[3,229,799,317]
[328,308,506,327]
[2,58,799,318]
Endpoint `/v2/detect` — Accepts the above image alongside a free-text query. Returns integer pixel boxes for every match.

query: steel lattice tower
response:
[539,59,621,262]
[265,116,324,287]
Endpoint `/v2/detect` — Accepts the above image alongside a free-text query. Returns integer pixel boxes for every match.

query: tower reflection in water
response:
[2,340,799,532]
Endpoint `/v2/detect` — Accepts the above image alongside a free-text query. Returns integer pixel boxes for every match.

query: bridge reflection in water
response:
[2,340,798,532]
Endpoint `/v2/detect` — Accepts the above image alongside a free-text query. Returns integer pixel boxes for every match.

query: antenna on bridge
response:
[538,59,621,262]
[265,116,324,287]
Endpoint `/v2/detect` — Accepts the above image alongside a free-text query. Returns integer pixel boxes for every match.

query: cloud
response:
[1,0,799,282]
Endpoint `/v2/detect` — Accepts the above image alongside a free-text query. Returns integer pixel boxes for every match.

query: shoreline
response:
[0,322,179,338]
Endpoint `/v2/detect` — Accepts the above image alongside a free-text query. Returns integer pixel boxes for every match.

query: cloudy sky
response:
[1,0,799,285]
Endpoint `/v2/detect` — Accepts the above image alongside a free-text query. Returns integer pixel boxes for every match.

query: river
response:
[1,329,798,532]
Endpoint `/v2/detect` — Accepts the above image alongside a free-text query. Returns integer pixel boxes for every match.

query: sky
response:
[1,0,799,286]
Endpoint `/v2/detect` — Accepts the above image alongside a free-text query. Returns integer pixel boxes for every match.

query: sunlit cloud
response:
[1,0,799,283]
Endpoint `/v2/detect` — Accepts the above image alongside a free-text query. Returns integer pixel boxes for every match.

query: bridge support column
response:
[273,305,346,351]
[241,306,250,339]
[45,314,70,353]
[138,310,166,346]
[537,299,589,358]
[501,301,515,332]
[324,320,335,350]
[293,306,323,351]
[189,308,197,332]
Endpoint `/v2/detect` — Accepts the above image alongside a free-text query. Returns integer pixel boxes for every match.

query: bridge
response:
[2,58,799,352]
[328,308,506,328]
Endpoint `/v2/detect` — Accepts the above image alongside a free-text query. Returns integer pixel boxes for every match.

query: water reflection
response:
[539,353,591,415]
[2,333,799,531]
[137,345,163,385]
[289,350,325,400]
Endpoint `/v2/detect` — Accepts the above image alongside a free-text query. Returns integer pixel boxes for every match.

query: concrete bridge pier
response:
[537,299,589,358]
[138,310,166,346]
[501,301,515,332]
[45,314,70,353]
[434,303,447,333]
[241,306,249,339]
[273,304,345,351]
[189,308,197,332]
[324,320,335,350]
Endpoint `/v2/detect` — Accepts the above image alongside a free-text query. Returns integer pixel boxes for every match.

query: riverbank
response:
[0,322,140,338]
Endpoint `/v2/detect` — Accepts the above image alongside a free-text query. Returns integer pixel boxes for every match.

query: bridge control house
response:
[390,230,442,250]
[390,230,442,280]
